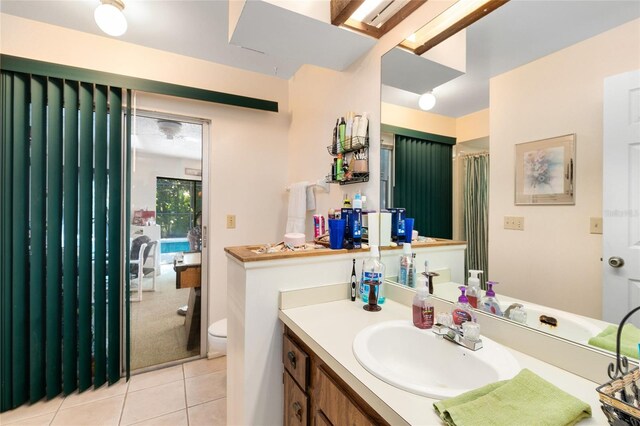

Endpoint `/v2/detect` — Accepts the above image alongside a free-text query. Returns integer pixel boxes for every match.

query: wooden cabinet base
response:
[282,325,388,426]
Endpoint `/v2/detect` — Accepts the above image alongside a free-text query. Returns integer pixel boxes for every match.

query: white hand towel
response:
[306,185,316,211]
[286,181,309,234]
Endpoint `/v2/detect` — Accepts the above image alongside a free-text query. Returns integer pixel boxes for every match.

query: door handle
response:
[292,401,303,422]
[202,225,207,248]
[608,256,624,268]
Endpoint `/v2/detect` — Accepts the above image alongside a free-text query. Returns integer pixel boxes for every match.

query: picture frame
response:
[515,134,576,205]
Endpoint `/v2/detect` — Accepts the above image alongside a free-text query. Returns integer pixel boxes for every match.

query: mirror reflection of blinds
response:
[393,134,453,239]
[0,71,125,412]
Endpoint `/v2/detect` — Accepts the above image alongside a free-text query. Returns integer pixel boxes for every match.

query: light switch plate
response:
[513,216,524,231]
[504,216,524,230]
[227,214,236,229]
[590,217,602,234]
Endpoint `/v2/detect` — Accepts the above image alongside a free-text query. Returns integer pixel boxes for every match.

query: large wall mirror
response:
[380,1,640,356]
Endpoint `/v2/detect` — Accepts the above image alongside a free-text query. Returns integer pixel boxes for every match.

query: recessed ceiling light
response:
[94,0,127,37]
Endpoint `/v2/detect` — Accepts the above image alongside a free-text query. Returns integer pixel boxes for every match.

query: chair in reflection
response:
[130,236,158,302]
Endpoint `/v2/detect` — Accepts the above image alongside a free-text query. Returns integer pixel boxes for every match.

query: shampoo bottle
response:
[338,117,346,151]
[452,286,476,326]
[412,286,434,329]
[360,246,385,304]
[467,270,483,308]
[336,154,344,181]
[334,118,341,154]
[480,281,503,316]
[345,111,354,149]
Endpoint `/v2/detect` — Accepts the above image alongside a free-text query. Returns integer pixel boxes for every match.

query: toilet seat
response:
[208,318,227,338]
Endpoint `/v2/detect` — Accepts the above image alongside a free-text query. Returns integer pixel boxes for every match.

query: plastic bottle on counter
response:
[452,286,476,326]
[467,270,483,308]
[480,281,502,316]
[412,286,434,329]
[360,246,385,305]
[398,243,416,287]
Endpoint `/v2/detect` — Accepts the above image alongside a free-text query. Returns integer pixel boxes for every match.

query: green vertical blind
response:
[0,71,125,411]
[394,135,453,239]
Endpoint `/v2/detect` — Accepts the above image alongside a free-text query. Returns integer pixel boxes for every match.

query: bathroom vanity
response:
[225,240,614,425]
[279,295,607,425]
[224,240,466,425]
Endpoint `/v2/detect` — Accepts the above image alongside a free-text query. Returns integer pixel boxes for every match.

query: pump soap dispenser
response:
[452,286,476,326]
[480,281,503,316]
[467,270,483,308]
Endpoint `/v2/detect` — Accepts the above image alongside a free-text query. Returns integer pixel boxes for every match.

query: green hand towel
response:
[588,324,640,359]
[433,369,592,426]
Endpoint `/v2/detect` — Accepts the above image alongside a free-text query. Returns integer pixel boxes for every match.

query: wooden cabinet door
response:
[315,367,374,426]
[314,410,333,426]
[284,372,308,426]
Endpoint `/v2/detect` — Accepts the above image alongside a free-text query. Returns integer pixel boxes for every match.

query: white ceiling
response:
[133,115,202,160]
[382,0,640,117]
[0,0,375,79]
[2,0,639,117]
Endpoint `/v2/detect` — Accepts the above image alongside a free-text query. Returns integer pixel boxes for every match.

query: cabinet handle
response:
[287,351,297,369]
[292,401,303,422]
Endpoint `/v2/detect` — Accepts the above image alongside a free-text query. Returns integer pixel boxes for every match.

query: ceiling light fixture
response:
[94,0,127,37]
[418,91,436,111]
[157,120,182,140]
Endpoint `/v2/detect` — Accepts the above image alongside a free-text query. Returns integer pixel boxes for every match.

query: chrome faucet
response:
[432,323,483,351]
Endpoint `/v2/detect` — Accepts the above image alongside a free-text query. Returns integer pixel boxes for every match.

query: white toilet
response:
[207,318,227,358]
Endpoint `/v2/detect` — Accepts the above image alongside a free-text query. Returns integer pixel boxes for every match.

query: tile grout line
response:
[182,364,191,426]
[48,396,64,426]
[118,382,130,426]
[126,408,186,426]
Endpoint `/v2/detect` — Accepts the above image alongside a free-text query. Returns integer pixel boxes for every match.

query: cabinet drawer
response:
[283,334,309,390]
[284,371,308,426]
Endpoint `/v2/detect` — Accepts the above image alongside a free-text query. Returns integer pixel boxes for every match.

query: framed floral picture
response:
[515,134,576,205]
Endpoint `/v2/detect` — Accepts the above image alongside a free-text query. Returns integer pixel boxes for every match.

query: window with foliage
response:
[156,177,202,238]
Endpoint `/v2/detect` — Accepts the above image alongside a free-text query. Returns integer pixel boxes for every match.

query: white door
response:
[603,70,640,326]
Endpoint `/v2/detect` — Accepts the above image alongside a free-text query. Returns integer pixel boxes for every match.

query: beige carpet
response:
[130,264,200,371]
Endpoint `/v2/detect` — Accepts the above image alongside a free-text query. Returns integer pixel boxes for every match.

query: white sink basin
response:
[352,320,520,399]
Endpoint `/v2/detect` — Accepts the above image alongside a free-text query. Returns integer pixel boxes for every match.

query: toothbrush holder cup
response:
[328,219,346,249]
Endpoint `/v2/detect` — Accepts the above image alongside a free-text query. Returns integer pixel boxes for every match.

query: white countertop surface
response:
[279,299,608,425]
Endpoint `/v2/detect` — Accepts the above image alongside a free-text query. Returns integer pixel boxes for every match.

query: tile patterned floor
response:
[0,357,226,426]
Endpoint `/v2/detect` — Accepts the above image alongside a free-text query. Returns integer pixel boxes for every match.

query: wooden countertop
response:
[224,239,466,263]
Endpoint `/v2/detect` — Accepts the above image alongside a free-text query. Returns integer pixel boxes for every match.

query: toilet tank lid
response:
[208,318,227,337]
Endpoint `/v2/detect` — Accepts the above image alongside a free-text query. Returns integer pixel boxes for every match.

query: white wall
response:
[489,18,640,318]
[131,153,202,215]
[381,101,457,136]
[1,13,291,330]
